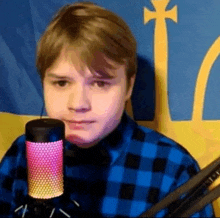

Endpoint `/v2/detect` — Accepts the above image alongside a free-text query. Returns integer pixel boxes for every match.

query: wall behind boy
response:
[0,0,220,215]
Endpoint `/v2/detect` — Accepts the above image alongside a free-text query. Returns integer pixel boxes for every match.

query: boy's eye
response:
[52,80,68,87]
[93,81,110,88]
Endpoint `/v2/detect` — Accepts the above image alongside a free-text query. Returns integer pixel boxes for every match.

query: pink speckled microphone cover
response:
[26,140,63,199]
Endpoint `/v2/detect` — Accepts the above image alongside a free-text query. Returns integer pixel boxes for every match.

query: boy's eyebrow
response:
[46,72,116,80]
[46,73,72,80]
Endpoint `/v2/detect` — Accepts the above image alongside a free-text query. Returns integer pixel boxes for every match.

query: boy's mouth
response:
[64,120,96,130]
[65,120,95,124]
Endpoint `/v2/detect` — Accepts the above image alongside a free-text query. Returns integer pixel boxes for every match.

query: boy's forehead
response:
[50,49,125,78]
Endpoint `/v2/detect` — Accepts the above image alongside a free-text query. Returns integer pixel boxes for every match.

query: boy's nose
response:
[67,86,91,112]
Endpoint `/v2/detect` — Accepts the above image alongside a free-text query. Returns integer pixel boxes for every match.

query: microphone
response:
[26,118,64,200]
[14,118,81,218]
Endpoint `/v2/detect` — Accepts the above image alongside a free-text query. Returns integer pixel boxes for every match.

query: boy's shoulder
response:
[131,121,195,163]
[13,134,26,144]
[0,134,26,177]
[1,134,25,161]
[10,134,26,152]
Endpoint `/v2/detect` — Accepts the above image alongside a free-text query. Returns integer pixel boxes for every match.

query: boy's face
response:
[43,52,135,148]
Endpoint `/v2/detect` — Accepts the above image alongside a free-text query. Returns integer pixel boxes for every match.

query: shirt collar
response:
[101,111,137,165]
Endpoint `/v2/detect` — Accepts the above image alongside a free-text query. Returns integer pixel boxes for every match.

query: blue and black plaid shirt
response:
[0,111,214,217]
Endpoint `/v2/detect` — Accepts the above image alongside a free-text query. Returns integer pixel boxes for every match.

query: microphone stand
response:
[13,194,81,218]
[139,156,220,217]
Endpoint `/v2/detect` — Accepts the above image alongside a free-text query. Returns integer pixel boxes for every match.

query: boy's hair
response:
[36,1,137,91]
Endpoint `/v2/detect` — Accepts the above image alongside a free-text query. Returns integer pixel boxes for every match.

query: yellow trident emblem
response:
[143,0,177,131]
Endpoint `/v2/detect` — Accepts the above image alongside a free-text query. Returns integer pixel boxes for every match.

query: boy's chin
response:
[66,134,97,148]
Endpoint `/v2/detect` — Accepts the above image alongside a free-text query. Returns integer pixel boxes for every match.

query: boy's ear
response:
[125,74,136,101]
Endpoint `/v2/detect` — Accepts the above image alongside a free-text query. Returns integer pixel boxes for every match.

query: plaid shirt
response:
[0,111,214,217]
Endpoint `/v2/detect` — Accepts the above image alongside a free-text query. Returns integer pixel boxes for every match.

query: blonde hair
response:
[36,1,137,90]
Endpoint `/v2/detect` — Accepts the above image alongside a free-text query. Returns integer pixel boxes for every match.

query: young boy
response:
[0,1,214,217]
